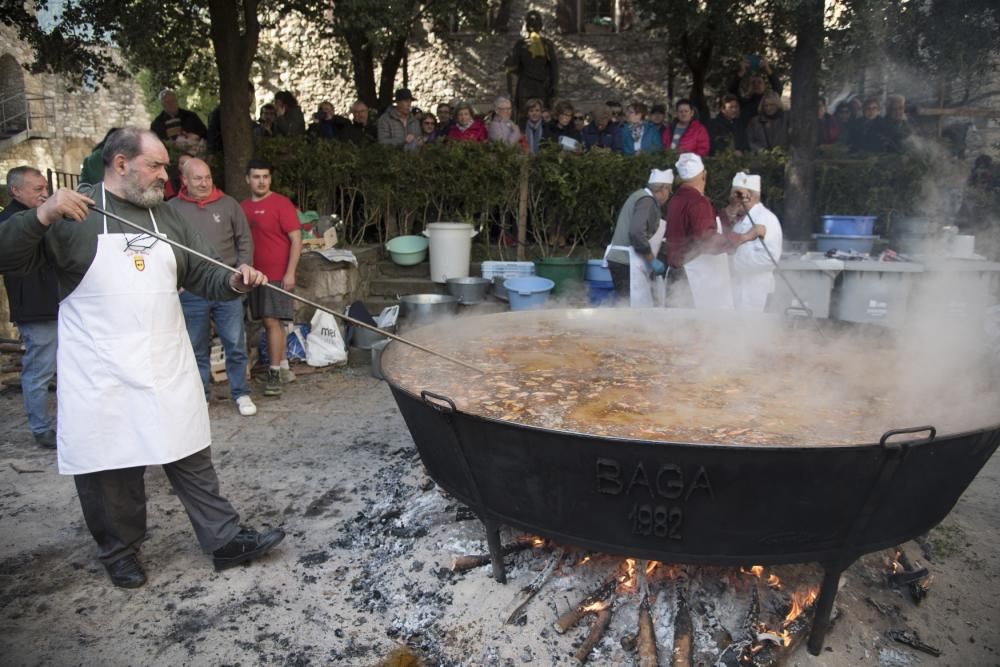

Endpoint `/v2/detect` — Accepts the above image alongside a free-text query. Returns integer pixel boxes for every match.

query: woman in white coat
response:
[723,172,783,312]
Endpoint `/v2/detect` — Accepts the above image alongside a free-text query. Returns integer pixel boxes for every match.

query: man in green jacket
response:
[0,127,285,589]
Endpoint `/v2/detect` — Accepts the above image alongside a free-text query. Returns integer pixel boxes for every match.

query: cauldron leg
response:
[484,520,507,584]
[808,562,846,655]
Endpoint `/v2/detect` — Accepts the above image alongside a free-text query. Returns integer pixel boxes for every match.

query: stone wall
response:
[255,0,672,119]
[0,24,149,180]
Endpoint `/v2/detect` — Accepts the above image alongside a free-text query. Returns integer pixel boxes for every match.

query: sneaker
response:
[33,430,57,449]
[263,369,282,397]
[235,395,257,416]
[212,527,285,571]
[279,366,296,384]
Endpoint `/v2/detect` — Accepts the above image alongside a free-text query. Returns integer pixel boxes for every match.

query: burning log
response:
[889,548,930,603]
[751,589,834,667]
[717,586,760,667]
[503,547,564,625]
[573,599,614,664]
[637,596,657,667]
[669,587,692,667]
[451,537,537,573]
[554,568,620,634]
[636,562,658,667]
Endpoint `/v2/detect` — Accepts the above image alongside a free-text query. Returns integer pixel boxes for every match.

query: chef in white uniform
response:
[604,168,673,306]
[0,128,285,589]
[723,172,783,312]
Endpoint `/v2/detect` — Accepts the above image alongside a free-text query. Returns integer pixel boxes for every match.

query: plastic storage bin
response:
[909,259,1000,325]
[480,261,535,279]
[585,259,613,283]
[813,234,879,254]
[765,255,844,318]
[821,216,876,236]
[504,277,555,311]
[831,261,923,328]
[423,222,478,283]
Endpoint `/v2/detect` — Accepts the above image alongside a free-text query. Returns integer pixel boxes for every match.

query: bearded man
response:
[0,127,285,589]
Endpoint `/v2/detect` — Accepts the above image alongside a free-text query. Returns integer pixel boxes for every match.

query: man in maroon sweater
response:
[665,153,764,308]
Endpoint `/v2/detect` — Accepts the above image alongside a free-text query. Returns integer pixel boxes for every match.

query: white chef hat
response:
[648,168,674,185]
[732,171,761,192]
[675,153,704,180]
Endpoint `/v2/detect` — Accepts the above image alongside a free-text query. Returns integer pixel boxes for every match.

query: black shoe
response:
[212,527,285,571]
[33,430,57,449]
[105,554,146,588]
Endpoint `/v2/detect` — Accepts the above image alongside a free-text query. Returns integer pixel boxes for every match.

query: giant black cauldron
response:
[381,309,1000,654]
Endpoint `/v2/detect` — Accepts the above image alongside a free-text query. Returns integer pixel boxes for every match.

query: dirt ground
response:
[1,361,998,667]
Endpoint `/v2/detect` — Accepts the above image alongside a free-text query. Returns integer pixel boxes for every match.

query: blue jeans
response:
[18,320,58,434]
[179,292,251,401]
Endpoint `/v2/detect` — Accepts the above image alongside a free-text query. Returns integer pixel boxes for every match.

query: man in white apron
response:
[604,168,673,306]
[719,172,783,312]
[0,128,285,588]
[665,153,766,309]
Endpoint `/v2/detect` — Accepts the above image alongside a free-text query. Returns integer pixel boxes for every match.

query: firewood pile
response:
[0,338,24,390]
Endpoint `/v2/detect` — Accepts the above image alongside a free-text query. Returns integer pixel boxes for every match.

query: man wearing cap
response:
[377,89,421,148]
[665,153,765,309]
[604,169,673,307]
[720,172,783,312]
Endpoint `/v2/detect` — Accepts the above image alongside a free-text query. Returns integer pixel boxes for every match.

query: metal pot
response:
[491,275,509,301]
[398,293,459,322]
[381,309,1000,654]
[447,277,491,304]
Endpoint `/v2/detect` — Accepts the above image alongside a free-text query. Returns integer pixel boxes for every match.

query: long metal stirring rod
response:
[89,203,487,374]
[738,199,828,341]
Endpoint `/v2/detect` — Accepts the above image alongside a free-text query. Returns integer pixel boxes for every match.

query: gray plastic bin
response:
[766,256,844,319]
[832,261,923,328]
[909,259,1000,325]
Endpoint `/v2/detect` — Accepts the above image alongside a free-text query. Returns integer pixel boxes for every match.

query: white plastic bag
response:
[306,309,347,367]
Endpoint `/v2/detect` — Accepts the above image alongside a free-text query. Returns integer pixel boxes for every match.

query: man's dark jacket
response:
[0,200,59,323]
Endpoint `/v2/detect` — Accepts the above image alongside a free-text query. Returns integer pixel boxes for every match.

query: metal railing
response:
[47,168,80,193]
[0,92,56,136]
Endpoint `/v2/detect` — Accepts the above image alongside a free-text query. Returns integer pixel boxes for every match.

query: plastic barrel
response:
[423,223,478,283]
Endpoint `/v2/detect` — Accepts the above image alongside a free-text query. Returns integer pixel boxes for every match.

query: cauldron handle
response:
[879,425,936,449]
[421,390,457,414]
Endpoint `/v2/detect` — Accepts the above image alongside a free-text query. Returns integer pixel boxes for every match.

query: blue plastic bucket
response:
[585,259,612,283]
[587,279,616,306]
[821,216,876,236]
[504,276,555,311]
[813,233,879,254]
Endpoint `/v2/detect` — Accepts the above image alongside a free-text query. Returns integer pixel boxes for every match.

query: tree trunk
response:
[207,0,259,201]
[784,0,823,242]
[345,32,378,109]
[377,35,410,113]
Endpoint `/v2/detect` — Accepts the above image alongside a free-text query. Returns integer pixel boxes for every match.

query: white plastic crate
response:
[481,261,535,279]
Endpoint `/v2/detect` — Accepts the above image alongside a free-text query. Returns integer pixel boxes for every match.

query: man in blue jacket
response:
[0,166,58,448]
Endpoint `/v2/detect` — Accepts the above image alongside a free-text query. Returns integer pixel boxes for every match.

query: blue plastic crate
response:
[822,215,876,236]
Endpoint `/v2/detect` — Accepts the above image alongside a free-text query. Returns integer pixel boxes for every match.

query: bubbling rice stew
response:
[382,310,1000,446]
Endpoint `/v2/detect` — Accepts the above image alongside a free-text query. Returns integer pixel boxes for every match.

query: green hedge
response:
[251,138,930,258]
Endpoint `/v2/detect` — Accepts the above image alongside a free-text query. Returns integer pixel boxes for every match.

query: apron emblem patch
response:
[133,255,146,271]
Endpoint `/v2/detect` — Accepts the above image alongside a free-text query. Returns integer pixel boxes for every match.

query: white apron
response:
[603,219,667,307]
[56,185,211,474]
[683,216,734,310]
[729,206,781,312]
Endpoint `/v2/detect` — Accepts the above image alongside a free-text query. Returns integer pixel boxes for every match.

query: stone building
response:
[0,24,149,189]
[254,0,671,120]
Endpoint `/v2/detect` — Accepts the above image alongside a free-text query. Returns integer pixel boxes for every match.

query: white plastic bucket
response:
[423,222,478,283]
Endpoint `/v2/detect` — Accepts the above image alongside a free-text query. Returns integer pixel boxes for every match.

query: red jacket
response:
[662,119,710,156]
[665,185,743,268]
[447,119,488,143]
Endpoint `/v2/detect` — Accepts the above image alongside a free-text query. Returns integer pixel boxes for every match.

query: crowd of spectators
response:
[148,58,916,168]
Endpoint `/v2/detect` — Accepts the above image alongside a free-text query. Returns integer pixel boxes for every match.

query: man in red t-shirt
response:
[240,159,302,397]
